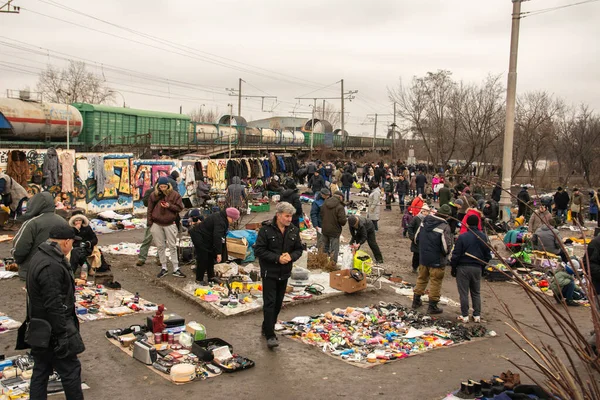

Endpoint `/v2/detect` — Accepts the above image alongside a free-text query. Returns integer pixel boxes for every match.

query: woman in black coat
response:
[69,214,99,273]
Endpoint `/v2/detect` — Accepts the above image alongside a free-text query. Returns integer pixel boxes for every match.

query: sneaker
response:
[135,260,145,266]
[457,315,469,323]
[473,316,481,323]
[156,269,168,279]
[172,270,186,278]
[266,337,279,349]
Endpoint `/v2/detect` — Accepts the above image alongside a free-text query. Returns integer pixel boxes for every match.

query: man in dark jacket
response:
[413,204,453,314]
[340,168,355,202]
[383,173,394,210]
[451,215,491,323]
[309,171,326,194]
[438,183,452,207]
[415,171,427,195]
[12,192,69,280]
[18,225,85,400]
[255,202,304,349]
[517,186,531,218]
[190,208,240,284]
[347,215,383,263]
[396,175,409,212]
[554,187,570,223]
[482,200,499,225]
[320,191,347,263]
[310,188,329,244]
[280,179,303,228]
[408,205,430,273]
[491,182,502,203]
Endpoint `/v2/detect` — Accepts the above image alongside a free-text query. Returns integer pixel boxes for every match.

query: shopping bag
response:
[352,181,361,189]
[567,210,572,222]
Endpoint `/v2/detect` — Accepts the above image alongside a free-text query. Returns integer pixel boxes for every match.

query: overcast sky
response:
[1,0,599,137]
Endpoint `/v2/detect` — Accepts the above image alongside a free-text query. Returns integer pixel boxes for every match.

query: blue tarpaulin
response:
[227,229,258,262]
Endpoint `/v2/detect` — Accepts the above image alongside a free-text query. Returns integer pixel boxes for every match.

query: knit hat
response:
[557,186,563,191]
[437,204,452,218]
[157,176,169,186]
[320,188,331,196]
[466,215,479,226]
[334,190,344,198]
[454,198,464,206]
[225,207,240,221]
[348,215,358,227]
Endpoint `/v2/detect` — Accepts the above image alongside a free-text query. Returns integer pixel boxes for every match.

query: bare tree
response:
[188,106,219,123]
[389,70,459,167]
[570,105,600,186]
[454,75,505,173]
[313,102,341,128]
[37,61,114,104]
[512,91,564,180]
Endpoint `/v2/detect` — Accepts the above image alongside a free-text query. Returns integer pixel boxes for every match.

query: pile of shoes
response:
[451,370,558,400]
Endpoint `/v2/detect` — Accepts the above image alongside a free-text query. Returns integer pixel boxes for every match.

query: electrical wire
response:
[30,0,337,90]
[521,0,599,17]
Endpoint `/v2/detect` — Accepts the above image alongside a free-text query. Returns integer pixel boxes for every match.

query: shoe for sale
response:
[427,302,443,315]
[473,316,481,323]
[172,270,186,278]
[156,269,168,279]
[266,337,279,349]
[135,260,145,267]
[457,315,469,323]
[411,294,422,309]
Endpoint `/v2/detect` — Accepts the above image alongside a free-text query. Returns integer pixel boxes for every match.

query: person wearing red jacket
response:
[459,198,482,235]
[409,194,425,216]
[148,177,185,279]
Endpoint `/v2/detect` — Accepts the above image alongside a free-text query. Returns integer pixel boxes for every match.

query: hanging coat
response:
[42,147,62,187]
[6,150,30,187]
[59,151,75,193]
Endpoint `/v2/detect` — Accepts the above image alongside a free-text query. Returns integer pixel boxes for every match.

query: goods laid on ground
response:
[0,313,20,334]
[0,354,90,398]
[280,303,491,367]
[442,370,553,399]
[75,285,160,322]
[105,312,254,384]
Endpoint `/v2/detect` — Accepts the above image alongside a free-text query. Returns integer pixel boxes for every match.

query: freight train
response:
[0,97,391,152]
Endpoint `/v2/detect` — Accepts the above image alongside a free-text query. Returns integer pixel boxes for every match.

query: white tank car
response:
[0,98,83,139]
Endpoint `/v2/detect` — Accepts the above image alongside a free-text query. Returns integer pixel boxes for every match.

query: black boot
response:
[411,294,422,309]
[427,301,443,314]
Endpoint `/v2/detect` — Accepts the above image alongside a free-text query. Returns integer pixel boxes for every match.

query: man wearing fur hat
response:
[148,177,185,279]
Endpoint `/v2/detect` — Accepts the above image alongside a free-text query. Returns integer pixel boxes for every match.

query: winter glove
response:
[54,336,70,359]
[451,266,457,278]
[80,241,91,249]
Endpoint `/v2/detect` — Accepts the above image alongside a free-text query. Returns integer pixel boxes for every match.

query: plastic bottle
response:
[134,292,140,303]
[81,264,88,280]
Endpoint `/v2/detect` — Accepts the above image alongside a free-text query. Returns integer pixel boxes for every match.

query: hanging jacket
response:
[94,155,105,194]
[194,162,204,180]
[6,150,30,187]
[42,148,62,187]
[59,151,75,193]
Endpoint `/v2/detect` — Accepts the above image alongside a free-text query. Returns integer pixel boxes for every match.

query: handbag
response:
[25,318,53,348]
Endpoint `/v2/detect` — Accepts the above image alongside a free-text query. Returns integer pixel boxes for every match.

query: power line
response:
[30,0,336,90]
[521,0,600,17]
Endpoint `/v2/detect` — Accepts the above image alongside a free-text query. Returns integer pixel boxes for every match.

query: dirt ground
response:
[0,189,594,400]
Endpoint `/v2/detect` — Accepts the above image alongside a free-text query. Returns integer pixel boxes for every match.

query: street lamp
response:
[227,103,233,159]
[58,89,72,150]
[109,90,126,108]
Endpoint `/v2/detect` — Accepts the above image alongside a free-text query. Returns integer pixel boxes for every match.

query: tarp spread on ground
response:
[75,286,159,322]
[181,267,344,317]
[0,313,21,334]
[100,239,193,257]
[280,303,490,367]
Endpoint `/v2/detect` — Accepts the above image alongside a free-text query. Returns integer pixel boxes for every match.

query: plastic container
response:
[170,364,195,383]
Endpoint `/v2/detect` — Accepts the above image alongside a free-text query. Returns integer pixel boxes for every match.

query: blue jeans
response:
[556,209,567,222]
[398,194,406,212]
[341,186,351,202]
[561,280,575,301]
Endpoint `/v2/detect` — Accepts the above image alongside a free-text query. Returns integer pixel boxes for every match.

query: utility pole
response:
[372,114,378,151]
[311,98,316,159]
[392,102,397,159]
[0,0,20,13]
[228,103,233,159]
[499,0,522,222]
[238,78,242,116]
[341,79,345,153]
[322,99,326,120]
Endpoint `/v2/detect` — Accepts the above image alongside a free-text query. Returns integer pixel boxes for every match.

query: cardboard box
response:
[226,237,248,260]
[329,269,366,293]
[245,222,262,230]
